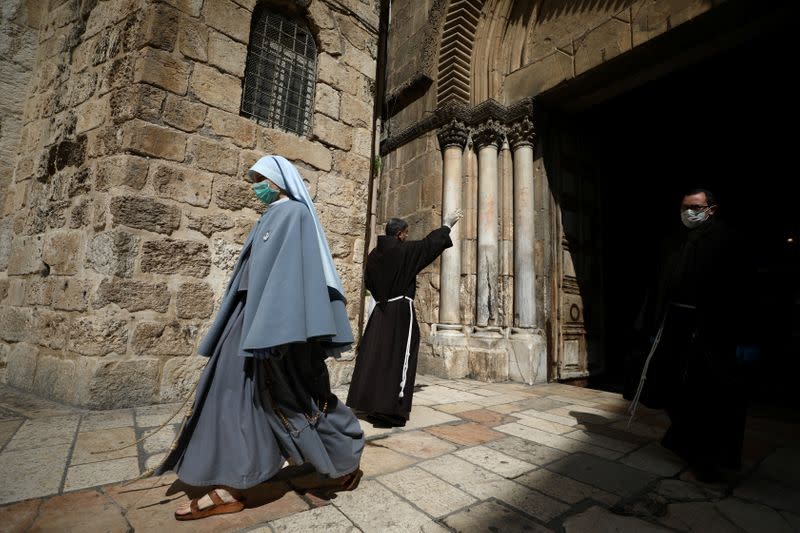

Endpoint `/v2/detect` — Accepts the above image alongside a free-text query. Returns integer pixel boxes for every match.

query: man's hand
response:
[444,209,463,228]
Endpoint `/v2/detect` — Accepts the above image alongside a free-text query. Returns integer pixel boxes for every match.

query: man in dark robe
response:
[347,210,463,427]
[628,188,757,480]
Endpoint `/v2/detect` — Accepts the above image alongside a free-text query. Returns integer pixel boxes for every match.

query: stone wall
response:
[0,0,379,408]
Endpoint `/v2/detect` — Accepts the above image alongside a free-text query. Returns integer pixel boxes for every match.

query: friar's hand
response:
[444,208,463,228]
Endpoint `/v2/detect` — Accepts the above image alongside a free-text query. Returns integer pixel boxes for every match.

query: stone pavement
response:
[1,376,799,532]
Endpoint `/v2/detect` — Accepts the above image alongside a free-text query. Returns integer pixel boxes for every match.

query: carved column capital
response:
[437,119,469,150]
[507,117,536,149]
[471,119,505,150]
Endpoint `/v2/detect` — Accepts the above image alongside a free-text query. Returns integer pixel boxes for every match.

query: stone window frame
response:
[240,4,318,137]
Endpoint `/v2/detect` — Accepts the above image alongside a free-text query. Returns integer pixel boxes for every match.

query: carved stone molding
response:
[471,119,505,150]
[437,119,469,150]
[507,117,536,149]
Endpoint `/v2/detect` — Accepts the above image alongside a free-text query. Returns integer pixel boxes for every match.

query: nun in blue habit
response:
[156,156,364,521]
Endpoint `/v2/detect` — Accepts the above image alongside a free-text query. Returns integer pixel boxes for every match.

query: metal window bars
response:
[241,8,317,136]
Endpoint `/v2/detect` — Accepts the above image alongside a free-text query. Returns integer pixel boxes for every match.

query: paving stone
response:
[64,456,141,491]
[470,388,505,397]
[514,414,575,434]
[546,453,658,497]
[5,415,80,450]
[610,419,666,440]
[141,424,179,455]
[564,505,670,532]
[28,489,129,532]
[660,502,741,532]
[656,479,712,501]
[0,444,70,504]
[0,497,40,531]
[517,397,572,411]
[135,402,185,427]
[733,475,800,513]
[332,479,449,532]
[487,402,528,414]
[70,426,137,465]
[413,385,485,404]
[79,409,135,431]
[547,404,625,425]
[360,442,416,478]
[0,385,79,418]
[454,445,536,478]
[516,468,619,505]
[758,447,800,486]
[485,436,569,466]
[145,452,166,470]
[517,408,580,427]
[443,500,552,532]
[424,422,504,446]
[405,405,460,429]
[374,430,457,459]
[544,394,599,407]
[459,408,516,427]
[716,497,795,533]
[0,419,23,449]
[360,421,396,440]
[432,401,483,414]
[419,454,568,522]
[620,442,684,476]
[781,511,800,531]
[379,466,476,517]
[470,393,529,407]
[495,423,622,459]
[565,429,640,453]
[268,504,357,532]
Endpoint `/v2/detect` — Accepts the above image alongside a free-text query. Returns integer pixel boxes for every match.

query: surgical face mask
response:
[681,208,708,229]
[252,181,280,205]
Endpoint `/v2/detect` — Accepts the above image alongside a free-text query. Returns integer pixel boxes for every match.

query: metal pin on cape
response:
[263,231,270,241]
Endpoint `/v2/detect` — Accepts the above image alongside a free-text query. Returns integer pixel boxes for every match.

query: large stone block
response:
[24,279,54,307]
[94,154,150,191]
[312,113,352,150]
[315,82,340,119]
[32,309,70,349]
[74,94,109,134]
[316,173,357,208]
[189,63,242,114]
[86,230,140,277]
[42,230,82,275]
[52,278,91,311]
[207,108,256,148]
[69,314,129,356]
[317,53,371,98]
[258,129,332,171]
[109,84,166,125]
[121,120,187,161]
[163,94,207,132]
[140,239,211,277]
[187,136,238,175]
[340,93,372,128]
[332,150,370,179]
[110,195,181,234]
[133,47,191,95]
[0,306,33,342]
[162,0,203,16]
[202,0,251,43]
[5,343,38,390]
[186,212,234,236]
[32,351,76,403]
[212,237,242,273]
[151,162,213,207]
[178,14,208,61]
[93,278,170,312]
[342,40,376,78]
[139,3,180,51]
[131,321,195,356]
[7,234,44,275]
[352,127,372,158]
[176,282,214,318]
[159,356,207,402]
[86,358,160,409]
[213,175,264,212]
[468,348,509,382]
[208,30,246,76]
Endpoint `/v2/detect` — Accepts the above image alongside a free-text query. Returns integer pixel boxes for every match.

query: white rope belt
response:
[377,295,414,398]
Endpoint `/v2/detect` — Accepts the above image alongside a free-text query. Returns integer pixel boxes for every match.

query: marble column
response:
[508,117,537,328]
[436,119,468,326]
[471,119,505,327]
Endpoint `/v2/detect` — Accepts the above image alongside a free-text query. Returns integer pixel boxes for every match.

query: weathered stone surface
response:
[340,93,371,128]
[159,356,207,402]
[342,40,376,78]
[4,343,38,389]
[187,136,238,175]
[109,84,165,125]
[121,120,187,161]
[68,315,129,356]
[68,197,92,229]
[189,63,242,114]
[332,150,370,179]
[207,108,256,148]
[212,237,241,273]
[177,14,208,61]
[208,30,246,76]
[315,82,340,119]
[444,501,550,533]
[7,234,44,275]
[213,175,264,212]
[93,278,170,312]
[74,94,109,134]
[0,306,32,342]
[317,172,358,208]
[133,47,191,95]
[32,352,77,402]
[51,279,90,311]
[139,3,180,51]
[162,0,203,16]
[87,358,160,409]
[202,0,251,43]
[186,212,234,236]
[258,129,332,172]
[131,321,195,356]
[313,113,352,150]
[162,94,207,132]
[140,239,211,277]
[42,230,82,275]
[151,161,213,207]
[176,282,214,318]
[565,506,668,533]
[86,230,140,277]
[110,195,181,234]
[352,127,372,158]
[31,310,69,349]
[318,53,370,98]
[24,279,54,306]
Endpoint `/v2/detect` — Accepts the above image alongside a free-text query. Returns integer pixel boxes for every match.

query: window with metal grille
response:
[240,6,317,136]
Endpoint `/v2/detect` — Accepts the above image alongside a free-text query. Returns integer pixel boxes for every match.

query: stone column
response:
[471,119,504,327]
[436,119,468,326]
[508,117,537,327]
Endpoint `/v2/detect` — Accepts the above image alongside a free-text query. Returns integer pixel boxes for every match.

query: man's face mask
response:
[680,208,709,229]
[252,181,280,205]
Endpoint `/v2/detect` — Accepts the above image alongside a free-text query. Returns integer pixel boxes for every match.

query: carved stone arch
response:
[436,0,486,106]
[258,0,345,56]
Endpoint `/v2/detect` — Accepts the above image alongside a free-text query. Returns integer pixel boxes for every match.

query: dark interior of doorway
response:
[569,15,799,405]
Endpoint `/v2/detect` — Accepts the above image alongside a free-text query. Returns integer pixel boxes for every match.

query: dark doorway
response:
[544,3,799,402]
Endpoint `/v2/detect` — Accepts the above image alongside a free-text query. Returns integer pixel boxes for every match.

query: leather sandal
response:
[290,468,363,500]
[175,489,246,521]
